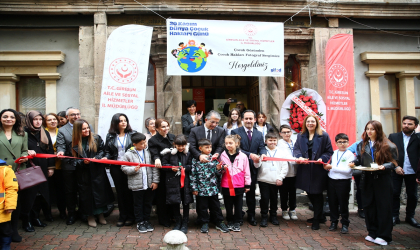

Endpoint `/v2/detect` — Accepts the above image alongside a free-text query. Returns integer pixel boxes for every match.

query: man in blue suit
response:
[231,110,267,226]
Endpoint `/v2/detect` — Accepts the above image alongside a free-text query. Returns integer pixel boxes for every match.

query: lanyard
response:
[268,149,277,166]
[286,140,294,154]
[117,133,127,150]
[135,149,145,163]
[336,150,347,167]
[369,140,375,162]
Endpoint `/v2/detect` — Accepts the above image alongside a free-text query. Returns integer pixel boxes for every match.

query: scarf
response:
[26,110,49,146]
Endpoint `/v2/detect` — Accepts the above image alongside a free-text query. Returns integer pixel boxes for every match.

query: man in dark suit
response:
[188,110,225,162]
[231,110,267,226]
[388,115,420,228]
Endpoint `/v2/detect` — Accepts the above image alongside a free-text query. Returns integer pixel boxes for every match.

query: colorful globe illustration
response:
[177,46,207,73]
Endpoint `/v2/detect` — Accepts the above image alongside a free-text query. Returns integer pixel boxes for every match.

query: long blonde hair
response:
[227,108,242,129]
[301,115,323,136]
[72,119,97,156]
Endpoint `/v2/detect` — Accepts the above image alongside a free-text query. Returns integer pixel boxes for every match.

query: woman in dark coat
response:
[161,135,193,234]
[147,118,175,227]
[181,100,203,138]
[294,115,333,230]
[254,112,275,139]
[71,119,114,228]
[349,120,397,245]
[22,111,55,232]
[103,113,136,227]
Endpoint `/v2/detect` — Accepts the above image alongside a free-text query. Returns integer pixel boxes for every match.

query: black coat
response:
[103,131,137,160]
[188,125,226,160]
[71,135,114,215]
[161,149,193,205]
[253,122,275,137]
[181,113,204,138]
[293,131,334,194]
[388,132,420,171]
[25,128,55,202]
[148,133,175,162]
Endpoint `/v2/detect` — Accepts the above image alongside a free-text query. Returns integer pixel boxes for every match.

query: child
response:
[190,139,229,233]
[324,133,355,234]
[121,133,159,233]
[161,135,193,234]
[0,159,18,250]
[277,124,298,220]
[257,133,289,227]
[219,134,251,232]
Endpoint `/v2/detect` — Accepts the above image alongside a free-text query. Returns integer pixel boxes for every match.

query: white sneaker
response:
[374,237,388,246]
[365,235,375,243]
[282,211,290,220]
[289,210,298,220]
[255,184,260,196]
[218,193,223,200]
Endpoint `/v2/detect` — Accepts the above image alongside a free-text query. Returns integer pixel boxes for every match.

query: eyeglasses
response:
[336,141,349,145]
[69,113,81,117]
[281,131,292,134]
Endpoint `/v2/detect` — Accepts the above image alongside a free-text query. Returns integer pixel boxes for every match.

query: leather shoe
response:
[66,215,76,225]
[341,225,349,234]
[311,222,320,230]
[307,217,326,224]
[260,216,268,227]
[405,217,420,228]
[358,209,365,219]
[11,232,22,242]
[116,221,125,227]
[269,216,279,225]
[22,221,35,232]
[329,222,337,231]
[247,216,257,226]
[392,216,400,226]
[31,219,47,227]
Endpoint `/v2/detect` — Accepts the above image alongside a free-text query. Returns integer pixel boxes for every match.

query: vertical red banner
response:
[325,34,356,149]
[193,89,206,113]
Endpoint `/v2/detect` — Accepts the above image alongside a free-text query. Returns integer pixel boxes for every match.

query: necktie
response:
[247,130,252,141]
[207,129,211,140]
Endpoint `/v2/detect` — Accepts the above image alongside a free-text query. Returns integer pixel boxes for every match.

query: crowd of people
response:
[0,98,419,248]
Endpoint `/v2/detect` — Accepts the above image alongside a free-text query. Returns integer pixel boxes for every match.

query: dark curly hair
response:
[0,109,25,136]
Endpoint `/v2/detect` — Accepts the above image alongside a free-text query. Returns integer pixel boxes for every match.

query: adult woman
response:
[349,120,397,245]
[181,100,203,138]
[254,112,275,139]
[56,111,68,128]
[22,111,55,232]
[71,119,114,228]
[144,117,156,143]
[148,119,175,227]
[44,113,67,220]
[0,109,28,242]
[222,108,242,135]
[294,115,333,230]
[103,113,136,227]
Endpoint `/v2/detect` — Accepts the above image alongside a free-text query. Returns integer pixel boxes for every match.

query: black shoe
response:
[405,217,420,228]
[227,221,234,231]
[341,225,349,234]
[116,221,125,227]
[270,216,279,225]
[159,221,171,228]
[144,221,154,232]
[201,223,209,233]
[260,216,268,227]
[31,219,47,227]
[247,216,257,226]
[45,215,54,222]
[232,222,241,232]
[11,232,22,242]
[137,222,147,233]
[173,216,182,230]
[358,209,365,219]
[22,221,35,232]
[311,222,320,230]
[216,222,229,233]
[307,217,326,224]
[392,216,400,226]
[66,215,76,225]
[329,222,338,231]
[180,220,189,234]
[125,220,134,226]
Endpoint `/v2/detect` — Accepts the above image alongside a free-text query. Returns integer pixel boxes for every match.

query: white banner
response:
[167,19,284,77]
[98,25,153,140]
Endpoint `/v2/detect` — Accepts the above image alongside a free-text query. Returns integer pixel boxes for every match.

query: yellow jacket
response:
[0,165,18,223]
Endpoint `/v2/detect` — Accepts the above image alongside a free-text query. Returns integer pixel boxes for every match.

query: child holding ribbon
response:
[161,135,193,234]
[219,134,251,232]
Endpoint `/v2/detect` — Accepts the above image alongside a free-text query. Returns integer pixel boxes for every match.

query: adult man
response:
[231,110,266,226]
[188,110,226,162]
[388,116,420,228]
[56,107,81,225]
[223,98,247,117]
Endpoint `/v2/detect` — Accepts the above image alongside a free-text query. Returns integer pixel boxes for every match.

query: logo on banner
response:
[109,58,138,84]
[244,24,257,36]
[328,64,348,88]
[170,40,213,73]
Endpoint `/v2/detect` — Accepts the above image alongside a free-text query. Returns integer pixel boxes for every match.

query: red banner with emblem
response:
[325,34,356,149]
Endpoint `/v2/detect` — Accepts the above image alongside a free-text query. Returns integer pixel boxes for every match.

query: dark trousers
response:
[132,188,154,223]
[0,221,12,250]
[279,177,297,211]
[169,188,190,220]
[31,195,50,219]
[354,174,363,209]
[307,193,324,223]
[392,173,418,218]
[363,173,393,242]
[246,172,257,217]
[327,178,351,226]
[62,170,78,215]
[49,169,66,214]
[222,188,244,223]
[258,181,279,217]
[196,195,224,224]
[110,167,134,222]
[11,190,23,237]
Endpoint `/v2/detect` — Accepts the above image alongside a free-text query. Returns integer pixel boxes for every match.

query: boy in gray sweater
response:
[122,133,159,233]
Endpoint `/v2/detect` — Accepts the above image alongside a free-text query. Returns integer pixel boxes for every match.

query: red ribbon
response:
[262,157,330,165]
[180,166,185,188]
[216,159,235,196]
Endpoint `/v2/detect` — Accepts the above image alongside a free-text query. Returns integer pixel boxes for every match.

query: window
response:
[17,77,46,114]
[379,74,400,134]
[284,55,301,98]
